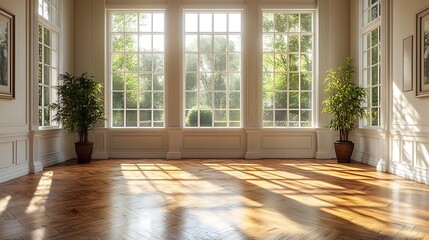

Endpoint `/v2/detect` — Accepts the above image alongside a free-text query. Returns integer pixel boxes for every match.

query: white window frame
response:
[182,10,243,128]
[107,10,166,128]
[360,0,382,128]
[261,10,315,128]
[38,0,61,128]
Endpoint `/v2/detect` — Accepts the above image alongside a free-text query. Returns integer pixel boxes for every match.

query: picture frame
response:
[0,8,15,99]
[416,7,429,97]
[403,36,413,92]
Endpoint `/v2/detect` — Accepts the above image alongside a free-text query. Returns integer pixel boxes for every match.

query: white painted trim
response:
[389,163,429,185]
[108,152,167,159]
[0,166,30,183]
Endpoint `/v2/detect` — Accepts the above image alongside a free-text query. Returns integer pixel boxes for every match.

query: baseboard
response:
[260,152,315,159]
[166,152,182,159]
[108,152,167,159]
[0,165,30,183]
[41,151,75,167]
[180,152,245,159]
[389,164,429,185]
[315,151,333,159]
[245,152,261,159]
[92,152,109,159]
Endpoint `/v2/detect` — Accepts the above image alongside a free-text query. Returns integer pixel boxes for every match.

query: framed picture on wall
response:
[403,36,413,92]
[417,6,429,97]
[0,8,15,99]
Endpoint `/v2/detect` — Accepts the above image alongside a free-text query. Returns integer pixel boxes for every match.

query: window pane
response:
[214,73,226,90]
[140,110,152,127]
[214,35,227,52]
[186,73,197,90]
[300,73,312,90]
[300,92,311,109]
[229,73,241,91]
[200,14,212,32]
[124,34,138,52]
[275,110,287,127]
[300,35,312,52]
[140,92,152,109]
[153,92,164,109]
[113,92,124,108]
[185,35,198,52]
[113,72,125,90]
[301,14,312,32]
[153,35,164,51]
[113,110,125,127]
[112,13,125,32]
[125,73,138,90]
[126,110,138,127]
[229,14,241,32]
[214,92,226,109]
[126,92,138,109]
[275,92,287,109]
[153,13,164,32]
[229,35,241,52]
[185,14,198,32]
[263,13,274,32]
[214,14,227,32]
[113,34,125,53]
[229,92,240,109]
[125,14,138,32]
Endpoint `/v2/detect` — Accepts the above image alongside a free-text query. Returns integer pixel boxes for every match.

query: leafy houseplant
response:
[323,57,366,163]
[51,73,105,163]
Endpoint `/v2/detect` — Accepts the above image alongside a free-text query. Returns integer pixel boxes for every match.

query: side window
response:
[262,11,314,127]
[38,0,60,127]
[361,0,381,127]
[183,11,242,127]
[109,11,165,127]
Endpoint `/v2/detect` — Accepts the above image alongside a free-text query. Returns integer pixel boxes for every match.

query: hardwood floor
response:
[0,159,428,239]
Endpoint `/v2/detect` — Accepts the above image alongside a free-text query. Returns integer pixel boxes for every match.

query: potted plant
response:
[322,57,367,163]
[51,72,105,163]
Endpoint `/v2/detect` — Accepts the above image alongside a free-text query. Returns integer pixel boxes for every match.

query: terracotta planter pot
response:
[75,142,93,164]
[334,141,354,163]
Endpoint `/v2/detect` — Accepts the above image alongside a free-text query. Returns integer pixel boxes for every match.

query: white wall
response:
[33,0,75,169]
[350,0,429,184]
[0,0,355,183]
[0,0,33,182]
[389,0,429,184]
[349,0,386,170]
[0,0,75,183]
[72,0,351,161]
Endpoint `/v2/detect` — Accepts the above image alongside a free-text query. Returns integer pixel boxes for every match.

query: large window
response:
[262,11,313,127]
[183,11,242,127]
[109,11,165,127]
[38,0,59,127]
[361,0,381,127]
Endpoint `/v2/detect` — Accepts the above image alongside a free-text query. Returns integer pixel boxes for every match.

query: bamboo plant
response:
[51,73,105,143]
[322,57,367,141]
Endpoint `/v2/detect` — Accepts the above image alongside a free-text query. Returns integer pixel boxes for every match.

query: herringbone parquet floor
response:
[0,159,428,239]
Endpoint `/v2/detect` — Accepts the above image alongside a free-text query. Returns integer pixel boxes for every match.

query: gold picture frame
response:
[416,6,429,97]
[0,8,15,99]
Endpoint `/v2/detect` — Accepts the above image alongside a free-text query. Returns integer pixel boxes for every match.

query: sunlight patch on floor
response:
[0,195,11,215]
[25,171,53,214]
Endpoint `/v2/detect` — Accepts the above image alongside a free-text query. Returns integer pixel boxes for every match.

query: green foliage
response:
[323,57,367,141]
[186,107,213,127]
[51,73,105,143]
